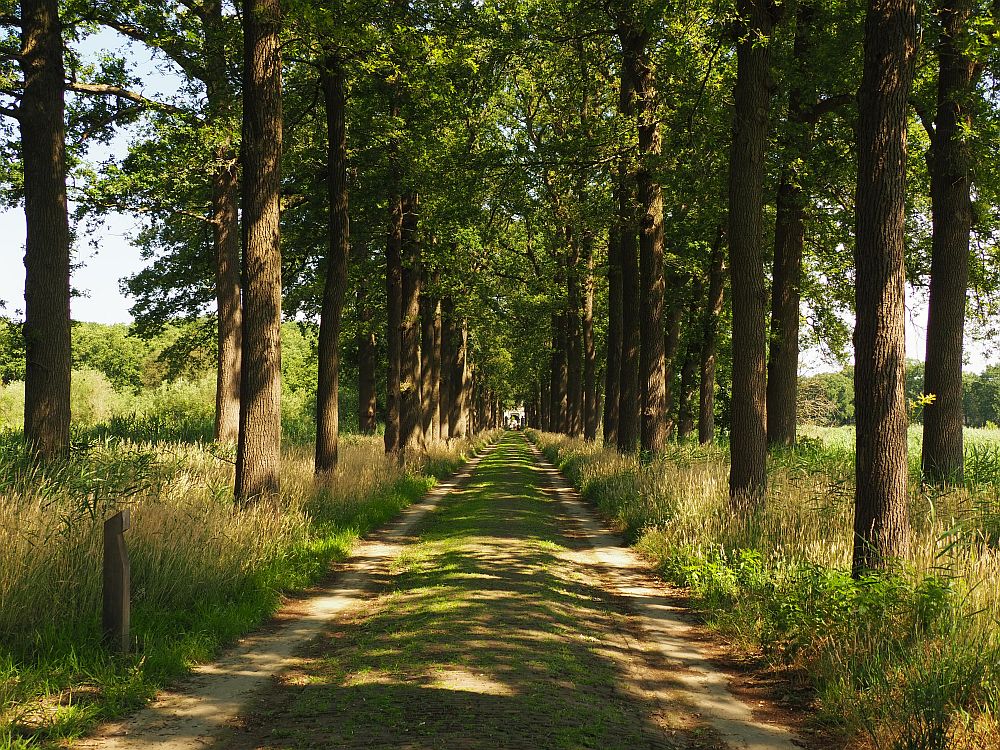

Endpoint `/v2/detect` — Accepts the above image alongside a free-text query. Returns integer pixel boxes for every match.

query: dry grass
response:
[531,430,1000,749]
[0,430,498,748]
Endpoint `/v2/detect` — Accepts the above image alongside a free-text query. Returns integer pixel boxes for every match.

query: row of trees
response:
[508,0,999,575]
[2,0,999,573]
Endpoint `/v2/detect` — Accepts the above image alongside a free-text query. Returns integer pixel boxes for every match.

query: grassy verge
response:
[0,429,499,749]
[528,429,1000,749]
[229,434,696,749]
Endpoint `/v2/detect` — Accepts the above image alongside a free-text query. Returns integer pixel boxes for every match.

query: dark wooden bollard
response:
[103,509,131,653]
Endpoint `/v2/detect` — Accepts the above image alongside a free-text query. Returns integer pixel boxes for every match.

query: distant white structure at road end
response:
[503,407,525,430]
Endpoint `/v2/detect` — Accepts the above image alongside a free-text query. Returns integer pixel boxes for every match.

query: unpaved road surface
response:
[81,435,802,750]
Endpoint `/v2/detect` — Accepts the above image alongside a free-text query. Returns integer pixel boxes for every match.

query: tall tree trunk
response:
[852,0,916,575]
[766,2,816,449]
[431,286,442,441]
[211,163,242,444]
[204,0,241,445]
[384,195,403,454]
[699,228,726,444]
[619,22,667,455]
[550,310,569,434]
[440,297,454,441]
[20,0,71,460]
[420,278,435,442]
[922,0,978,484]
[617,67,641,454]
[663,296,683,438]
[315,58,350,474]
[604,223,623,446]
[399,192,423,456]
[728,0,772,506]
[566,242,583,437]
[449,317,468,439]
[677,294,702,441]
[357,285,377,435]
[540,377,551,431]
[583,236,598,440]
[235,0,283,502]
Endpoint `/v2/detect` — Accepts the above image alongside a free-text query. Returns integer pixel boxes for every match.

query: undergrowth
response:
[530,429,1000,749]
[0,429,498,749]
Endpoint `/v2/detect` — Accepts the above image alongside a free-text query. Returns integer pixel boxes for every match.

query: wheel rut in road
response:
[214,434,801,750]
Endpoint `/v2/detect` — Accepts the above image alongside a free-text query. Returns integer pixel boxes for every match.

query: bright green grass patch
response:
[0,432,496,749]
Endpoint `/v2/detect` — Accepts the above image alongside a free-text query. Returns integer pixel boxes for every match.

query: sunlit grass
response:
[0,428,498,748]
[530,429,1000,749]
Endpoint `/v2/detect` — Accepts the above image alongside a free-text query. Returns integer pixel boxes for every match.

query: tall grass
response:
[0,429,498,748]
[0,371,321,445]
[531,430,1000,749]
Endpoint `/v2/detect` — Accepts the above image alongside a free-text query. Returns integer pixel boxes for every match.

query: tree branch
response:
[0,14,21,26]
[0,104,20,121]
[805,93,854,123]
[910,99,936,143]
[66,82,203,125]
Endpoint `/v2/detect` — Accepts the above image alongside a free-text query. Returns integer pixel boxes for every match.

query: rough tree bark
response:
[19,0,72,460]
[766,1,816,449]
[440,297,454,441]
[235,0,283,502]
[211,163,242,444]
[357,285,377,435]
[419,272,441,443]
[431,285,442,441]
[399,192,423,456]
[699,228,726,444]
[728,0,773,506]
[922,0,979,484]
[550,310,569,434]
[384,194,403,454]
[582,235,598,441]
[677,296,702,441]
[566,238,584,438]
[852,0,916,575]
[663,296,683,438]
[204,0,241,444]
[603,223,623,446]
[315,57,350,474]
[617,68,641,454]
[541,378,551,431]
[619,19,667,455]
[449,317,468,439]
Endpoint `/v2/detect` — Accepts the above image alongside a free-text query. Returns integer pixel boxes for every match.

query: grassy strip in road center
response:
[219,434,695,750]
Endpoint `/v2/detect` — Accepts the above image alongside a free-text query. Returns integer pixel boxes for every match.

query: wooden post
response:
[103,509,131,653]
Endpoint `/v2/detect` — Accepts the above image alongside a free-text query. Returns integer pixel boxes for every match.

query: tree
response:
[616,71,641,454]
[85,0,244,443]
[603,221,622,445]
[315,56,351,474]
[852,0,917,575]
[766,1,814,448]
[385,193,403,453]
[18,0,72,460]
[921,0,982,484]
[728,0,773,505]
[699,227,725,444]
[618,9,667,455]
[235,0,283,503]
[399,192,424,454]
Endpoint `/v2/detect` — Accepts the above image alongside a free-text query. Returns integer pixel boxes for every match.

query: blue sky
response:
[0,30,994,374]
